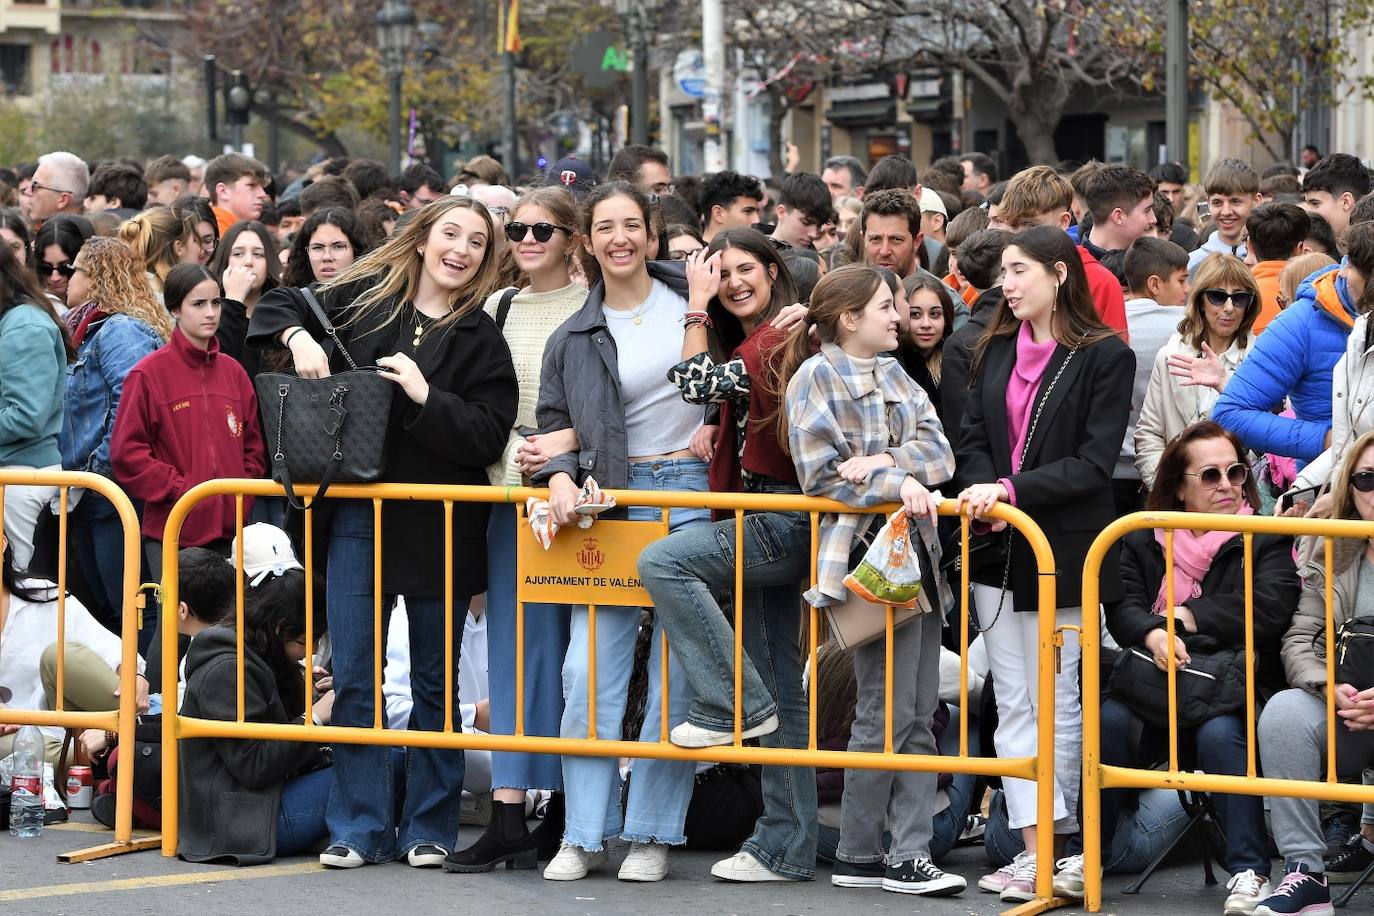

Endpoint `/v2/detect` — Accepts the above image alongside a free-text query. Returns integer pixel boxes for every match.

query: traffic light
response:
[225,70,251,127]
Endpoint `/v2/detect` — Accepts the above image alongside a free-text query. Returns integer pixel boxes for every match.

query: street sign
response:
[571,31,627,89]
[674,49,705,98]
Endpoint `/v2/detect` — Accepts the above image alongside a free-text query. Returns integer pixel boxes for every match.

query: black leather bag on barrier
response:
[1107,634,1249,730]
[253,287,395,510]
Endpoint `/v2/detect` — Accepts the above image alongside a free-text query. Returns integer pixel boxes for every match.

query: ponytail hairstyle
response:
[117,206,199,288]
[0,236,74,362]
[162,263,219,314]
[767,263,887,450]
[973,224,1114,376]
[702,227,799,358]
[575,181,656,290]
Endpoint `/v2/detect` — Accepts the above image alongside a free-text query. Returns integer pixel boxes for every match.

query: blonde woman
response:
[1135,254,1260,488]
[58,236,172,639]
[116,206,202,300]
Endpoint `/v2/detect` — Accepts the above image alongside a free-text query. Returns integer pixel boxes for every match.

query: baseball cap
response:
[919,186,948,218]
[233,523,303,586]
[548,157,598,200]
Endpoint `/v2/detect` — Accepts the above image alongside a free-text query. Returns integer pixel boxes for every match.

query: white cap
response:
[181,155,207,170]
[919,186,947,217]
[233,523,303,587]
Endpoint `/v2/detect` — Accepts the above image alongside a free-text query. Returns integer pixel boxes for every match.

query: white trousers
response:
[1,464,59,572]
[973,584,1082,833]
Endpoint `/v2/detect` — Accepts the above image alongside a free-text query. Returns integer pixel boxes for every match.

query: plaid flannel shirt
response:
[786,343,955,608]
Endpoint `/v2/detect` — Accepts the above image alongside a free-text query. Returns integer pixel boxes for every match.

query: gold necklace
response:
[412,306,442,347]
[604,295,656,326]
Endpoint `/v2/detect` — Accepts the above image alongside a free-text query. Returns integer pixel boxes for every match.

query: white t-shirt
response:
[601,280,703,457]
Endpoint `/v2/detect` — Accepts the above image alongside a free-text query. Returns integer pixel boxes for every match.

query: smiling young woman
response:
[247,195,518,871]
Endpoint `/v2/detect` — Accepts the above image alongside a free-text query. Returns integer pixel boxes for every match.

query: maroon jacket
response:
[112,328,266,545]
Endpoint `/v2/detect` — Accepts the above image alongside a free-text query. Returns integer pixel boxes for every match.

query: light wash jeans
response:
[560,458,709,851]
[638,492,817,878]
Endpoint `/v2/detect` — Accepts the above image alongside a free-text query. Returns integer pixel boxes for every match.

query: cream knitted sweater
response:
[482,282,588,485]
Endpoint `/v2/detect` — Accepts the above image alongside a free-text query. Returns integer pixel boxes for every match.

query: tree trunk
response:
[255,104,348,159]
[767,86,789,178]
[1007,66,1069,165]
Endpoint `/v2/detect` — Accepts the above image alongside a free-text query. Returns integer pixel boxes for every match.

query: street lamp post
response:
[376,0,416,175]
[613,0,659,146]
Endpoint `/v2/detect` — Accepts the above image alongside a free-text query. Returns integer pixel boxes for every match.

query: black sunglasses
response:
[1351,471,1374,493]
[1201,288,1257,310]
[1184,462,1249,489]
[40,260,76,278]
[505,221,570,243]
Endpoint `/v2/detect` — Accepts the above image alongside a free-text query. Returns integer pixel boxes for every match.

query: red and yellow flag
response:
[504,0,522,53]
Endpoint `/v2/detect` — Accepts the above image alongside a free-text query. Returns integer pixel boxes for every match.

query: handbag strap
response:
[495,287,518,331]
[299,286,359,371]
[269,378,350,511]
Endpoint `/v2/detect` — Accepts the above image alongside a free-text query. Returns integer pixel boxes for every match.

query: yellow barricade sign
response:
[518,519,658,605]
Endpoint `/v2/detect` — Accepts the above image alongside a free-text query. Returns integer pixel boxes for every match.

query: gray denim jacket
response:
[533,260,691,490]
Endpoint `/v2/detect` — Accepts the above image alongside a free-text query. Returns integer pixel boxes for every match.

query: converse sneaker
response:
[831,859,886,888]
[406,844,449,868]
[1000,851,1039,903]
[979,851,1034,894]
[1253,864,1333,916]
[883,857,967,896]
[1223,868,1271,916]
[1053,854,1089,899]
[1326,834,1374,884]
[320,844,365,869]
[542,842,608,881]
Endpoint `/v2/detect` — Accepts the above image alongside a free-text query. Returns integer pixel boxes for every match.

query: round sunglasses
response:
[505,221,570,243]
[1350,471,1374,493]
[1201,288,1257,310]
[1184,462,1249,489]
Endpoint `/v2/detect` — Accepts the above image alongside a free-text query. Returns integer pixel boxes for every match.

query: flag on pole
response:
[505,0,523,53]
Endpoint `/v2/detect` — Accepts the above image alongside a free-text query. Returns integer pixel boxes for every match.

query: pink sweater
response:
[1001,322,1058,502]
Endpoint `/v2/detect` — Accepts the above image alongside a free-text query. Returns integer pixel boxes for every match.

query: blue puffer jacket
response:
[60,313,163,476]
[1212,264,1356,464]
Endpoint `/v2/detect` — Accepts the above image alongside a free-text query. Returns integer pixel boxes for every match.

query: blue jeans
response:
[276,767,335,857]
[325,500,468,861]
[638,499,817,879]
[1096,698,1269,875]
[71,489,128,637]
[561,458,708,851]
[486,505,570,791]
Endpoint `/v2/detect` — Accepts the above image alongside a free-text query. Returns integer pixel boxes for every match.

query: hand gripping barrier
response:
[159,479,1066,913]
[1082,510,1374,912]
[0,469,157,861]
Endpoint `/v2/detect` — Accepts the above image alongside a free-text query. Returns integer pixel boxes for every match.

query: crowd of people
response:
[1,141,1374,916]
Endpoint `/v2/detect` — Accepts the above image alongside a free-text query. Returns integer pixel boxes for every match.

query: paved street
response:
[1,810,1323,916]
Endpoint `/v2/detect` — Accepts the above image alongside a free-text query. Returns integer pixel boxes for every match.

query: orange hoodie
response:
[1250,260,1285,334]
[212,204,237,236]
[1313,270,1356,331]
[944,273,979,307]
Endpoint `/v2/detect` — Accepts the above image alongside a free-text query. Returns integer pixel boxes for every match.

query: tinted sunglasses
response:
[1201,288,1257,310]
[40,260,76,278]
[505,221,569,243]
[1351,471,1374,493]
[1184,462,1249,489]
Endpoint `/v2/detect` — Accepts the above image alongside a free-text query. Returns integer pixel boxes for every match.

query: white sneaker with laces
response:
[617,842,669,882]
[711,851,790,882]
[979,851,1033,894]
[1225,868,1272,916]
[670,714,779,748]
[1053,854,1087,899]
[542,843,608,881]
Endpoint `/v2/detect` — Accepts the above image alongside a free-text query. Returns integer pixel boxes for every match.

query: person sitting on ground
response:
[1053,421,1299,910]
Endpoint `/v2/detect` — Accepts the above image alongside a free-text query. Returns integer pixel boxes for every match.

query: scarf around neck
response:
[1152,503,1254,614]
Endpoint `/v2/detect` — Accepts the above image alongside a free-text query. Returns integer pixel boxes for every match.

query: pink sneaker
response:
[1001,852,1038,903]
[979,851,1034,895]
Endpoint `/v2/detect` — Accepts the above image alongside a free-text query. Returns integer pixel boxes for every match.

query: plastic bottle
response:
[8,725,45,838]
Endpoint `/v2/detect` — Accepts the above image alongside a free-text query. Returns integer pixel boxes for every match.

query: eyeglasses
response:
[505,221,570,243]
[26,180,74,197]
[199,235,217,253]
[488,206,511,220]
[40,260,76,278]
[649,183,675,196]
[1351,471,1374,493]
[668,248,703,261]
[1201,288,1257,311]
[1184,462,1249,489]
[307,241,353,258]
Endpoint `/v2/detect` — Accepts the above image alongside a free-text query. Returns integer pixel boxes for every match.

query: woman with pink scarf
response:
[1087,420,1300,914]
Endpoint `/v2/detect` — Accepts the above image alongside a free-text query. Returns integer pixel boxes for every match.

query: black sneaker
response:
[883,857,967,896]
[90,792,117,829]
[1253,864,1333,916]
[1326,834,1374,884]
[831,859,886,888]
[1323,809,1358,859]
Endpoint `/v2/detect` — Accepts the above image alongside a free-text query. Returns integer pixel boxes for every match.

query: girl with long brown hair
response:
[247,195,518,871]
[116,206,202,298]
[953,225,1133,901]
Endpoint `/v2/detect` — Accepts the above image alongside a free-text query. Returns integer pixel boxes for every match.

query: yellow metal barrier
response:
[1082,510,1374,912]
[0,469,156,861]
[159,479,1065,911]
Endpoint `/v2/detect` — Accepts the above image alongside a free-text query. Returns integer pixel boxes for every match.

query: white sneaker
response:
[1225,868,1272,916]
[617,842,669,881]
[670,714,779,748]
[711,851,790,882]
[1053,854,1087,899]
[543,843,608,881]
[320,844,365,869]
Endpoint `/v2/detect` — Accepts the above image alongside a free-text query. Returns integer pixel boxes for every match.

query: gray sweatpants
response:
[837,606,942,864]
[1259,687,1374,870]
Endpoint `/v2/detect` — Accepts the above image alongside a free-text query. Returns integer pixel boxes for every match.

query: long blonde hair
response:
[116,207,197,287]
[78,236,173,341]
[322,196,502,334]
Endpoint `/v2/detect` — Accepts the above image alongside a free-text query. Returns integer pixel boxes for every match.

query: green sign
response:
[602,46,629,72]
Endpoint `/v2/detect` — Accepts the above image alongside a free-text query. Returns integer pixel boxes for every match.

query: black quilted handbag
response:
[254,287,395,510]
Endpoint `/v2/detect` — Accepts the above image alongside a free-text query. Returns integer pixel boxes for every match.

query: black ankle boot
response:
[527,793,565,860]
[442,800,537,873]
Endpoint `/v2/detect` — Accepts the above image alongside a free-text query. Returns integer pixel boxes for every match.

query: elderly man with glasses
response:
[23,151,89,224]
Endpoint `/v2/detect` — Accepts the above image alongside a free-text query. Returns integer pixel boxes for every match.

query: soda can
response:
[65,766,93,809]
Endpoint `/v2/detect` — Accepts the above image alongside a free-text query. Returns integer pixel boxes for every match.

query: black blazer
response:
[1109,529,1299,698]
[955,330,1134,610]
[247,279,518,597]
